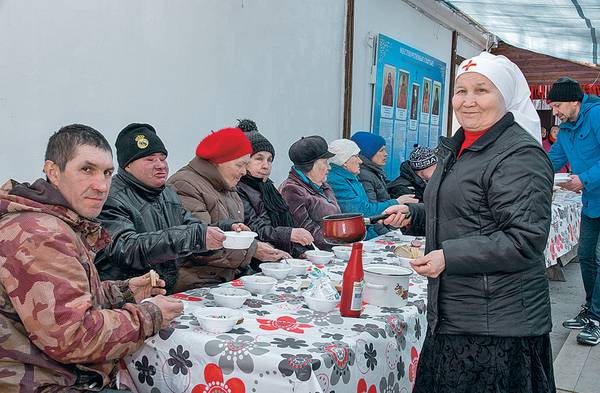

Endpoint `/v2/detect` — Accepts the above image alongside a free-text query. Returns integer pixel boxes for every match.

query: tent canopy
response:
[442,0,600,66]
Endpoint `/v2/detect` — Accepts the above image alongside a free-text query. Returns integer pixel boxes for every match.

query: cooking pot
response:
[322,213,389,245]
[363,264,412,308]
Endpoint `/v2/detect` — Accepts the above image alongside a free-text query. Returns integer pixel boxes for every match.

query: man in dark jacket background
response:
[388,146,437,202]
[94,123,227,294]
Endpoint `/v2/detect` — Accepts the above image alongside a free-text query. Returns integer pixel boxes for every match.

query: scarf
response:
[239,174,294,227]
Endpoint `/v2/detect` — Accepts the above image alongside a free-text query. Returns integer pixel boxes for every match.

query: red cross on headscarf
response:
[462,59,477,71]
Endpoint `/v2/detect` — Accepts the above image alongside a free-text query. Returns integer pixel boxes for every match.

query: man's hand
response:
[396,194,418,204]
[381,204,411,228]
[290,228,314,246]
[254,241,291,261]
[410,249,445,278]
[560,175,584,192]
[129,271,166,303]
[206,226,226,250]
[145,295,184,328]
[231,223,251,232]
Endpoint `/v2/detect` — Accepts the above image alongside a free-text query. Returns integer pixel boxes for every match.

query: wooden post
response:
[446,31,462,137]
[342,0,355,139]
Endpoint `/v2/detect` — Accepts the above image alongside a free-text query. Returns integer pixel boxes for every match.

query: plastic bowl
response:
[304,295,340,313]
[305,250,334,265]
[396,256,415,268]
[222,231,257,249]
[240,275,277,295]
[210,287,251,309]
[332,246,352,260]
[554,173,571,185]
[285,259,312,275]
[194,307,243,333]
[260,262,292,280]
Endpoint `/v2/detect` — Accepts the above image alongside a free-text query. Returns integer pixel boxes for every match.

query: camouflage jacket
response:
[0,179,163,392]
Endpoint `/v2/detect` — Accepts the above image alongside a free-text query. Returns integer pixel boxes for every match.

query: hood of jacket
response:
[399,161,426,188]
[0,179,110,251]
[560,94,600,133]
[189,157,234,192]
[328,163,358,182]
[359,155,386,178]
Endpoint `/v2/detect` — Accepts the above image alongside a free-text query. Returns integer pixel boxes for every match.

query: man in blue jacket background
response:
[548,77,600,345]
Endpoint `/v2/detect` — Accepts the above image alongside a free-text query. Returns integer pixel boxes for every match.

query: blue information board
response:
[371,34,446,178]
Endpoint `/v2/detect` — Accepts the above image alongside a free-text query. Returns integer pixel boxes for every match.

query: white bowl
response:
[210,287,251,309]
[285,259,312,275]
[396,256,415,268]
[194,307,243,333]
[260,262,292,280]
[304,295,340,313]
[332,246,352,260]
[222,231,257,249]
[554,173,571,185]
[240,275,277,295]
[305,250,335,265]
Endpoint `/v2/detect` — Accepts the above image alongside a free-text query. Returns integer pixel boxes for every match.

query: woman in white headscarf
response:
[382,52,555,392]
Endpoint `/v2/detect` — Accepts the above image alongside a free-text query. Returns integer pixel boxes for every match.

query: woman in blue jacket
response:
[327,139,401,239]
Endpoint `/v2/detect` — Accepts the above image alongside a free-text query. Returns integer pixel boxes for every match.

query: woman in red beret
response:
[168,127,290,290]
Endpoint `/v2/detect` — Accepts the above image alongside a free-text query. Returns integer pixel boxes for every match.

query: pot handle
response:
[364,214,390,224]
[365,210,412,225]
[365,282,387,290]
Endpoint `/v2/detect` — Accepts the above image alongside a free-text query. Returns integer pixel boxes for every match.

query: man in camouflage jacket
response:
[0,124,183,392]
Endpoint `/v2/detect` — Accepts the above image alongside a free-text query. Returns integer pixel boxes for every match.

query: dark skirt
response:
[413,333,556,393]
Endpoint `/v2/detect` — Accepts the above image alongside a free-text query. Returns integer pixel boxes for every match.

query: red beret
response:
[196,127,253,164]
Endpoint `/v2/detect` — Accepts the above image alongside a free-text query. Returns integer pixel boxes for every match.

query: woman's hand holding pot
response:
[382,205,411,228]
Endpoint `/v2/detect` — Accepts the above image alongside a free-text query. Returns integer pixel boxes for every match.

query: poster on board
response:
[371,33,446,178]
[381,65,396,118]
[395,70,410,120]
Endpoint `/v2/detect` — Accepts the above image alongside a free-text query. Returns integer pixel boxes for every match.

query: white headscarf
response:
[328,139,361,166]
[456,52,541,145]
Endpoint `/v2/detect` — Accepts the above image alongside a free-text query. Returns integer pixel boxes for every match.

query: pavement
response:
[549,260,586,359]
[549,260,600,393]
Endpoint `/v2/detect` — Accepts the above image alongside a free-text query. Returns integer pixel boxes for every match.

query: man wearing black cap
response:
[547,77,600,345]
[94,123,227,294]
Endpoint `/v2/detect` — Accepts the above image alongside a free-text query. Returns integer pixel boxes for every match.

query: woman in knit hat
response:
[167,127,289,290]
[388,145,437,202]
[237,128,315,256]
[327,139,412,238]
[395,52,555,393]
[351,131,418,204]
[279,135,341,250]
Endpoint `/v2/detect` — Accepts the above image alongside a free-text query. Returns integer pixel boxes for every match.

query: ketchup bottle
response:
[340,242,364,317]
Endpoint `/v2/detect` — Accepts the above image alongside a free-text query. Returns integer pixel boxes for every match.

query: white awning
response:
[442,0,600,65]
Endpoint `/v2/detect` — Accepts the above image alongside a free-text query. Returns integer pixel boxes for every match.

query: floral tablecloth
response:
[545,191,582,268]
[125,231,428,393]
